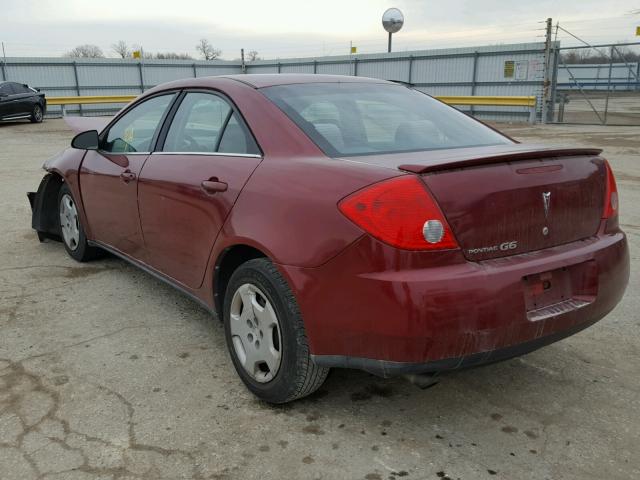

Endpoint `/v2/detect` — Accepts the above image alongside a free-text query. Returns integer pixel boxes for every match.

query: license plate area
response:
[523,260,598,321]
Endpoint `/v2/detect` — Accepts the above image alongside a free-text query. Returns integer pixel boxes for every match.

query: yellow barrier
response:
[436,95,536,107]
[47,94,537,123]
[46,95,138,105]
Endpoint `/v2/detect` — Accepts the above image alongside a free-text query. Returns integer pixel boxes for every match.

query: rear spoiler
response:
[398,147,603,174]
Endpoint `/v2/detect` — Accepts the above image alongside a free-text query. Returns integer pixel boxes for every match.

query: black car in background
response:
[0,81,46,123]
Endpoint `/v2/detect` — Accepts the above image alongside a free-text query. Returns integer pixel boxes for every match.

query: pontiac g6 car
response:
[28,75,629,403]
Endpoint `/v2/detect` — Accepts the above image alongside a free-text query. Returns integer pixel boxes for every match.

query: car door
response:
[80,93,176,261]
[0,83,18,118]
[10,83,34,115]
[138,90,262,289]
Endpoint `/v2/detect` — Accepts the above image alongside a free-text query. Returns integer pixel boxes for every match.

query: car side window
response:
[12,84,29,94]
[163,92,260,155]
[0,83,16,95]
[163,93,231,153]
[102,94,175,153]
[218,114,260,155]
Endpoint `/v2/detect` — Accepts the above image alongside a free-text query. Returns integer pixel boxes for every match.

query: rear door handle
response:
[120,171,136,183]
[201,179,228,194]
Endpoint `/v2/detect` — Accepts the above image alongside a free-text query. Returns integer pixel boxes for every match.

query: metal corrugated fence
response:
[1,42,553,121]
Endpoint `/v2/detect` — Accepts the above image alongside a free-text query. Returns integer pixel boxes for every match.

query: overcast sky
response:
[2,0,639,59]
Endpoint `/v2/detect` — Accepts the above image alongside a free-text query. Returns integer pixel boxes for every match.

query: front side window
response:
[163,92,259,155]
[262,83,512,157]
[102,94,175,153]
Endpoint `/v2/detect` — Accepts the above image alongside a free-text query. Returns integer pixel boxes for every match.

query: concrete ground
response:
[1,119,638,480]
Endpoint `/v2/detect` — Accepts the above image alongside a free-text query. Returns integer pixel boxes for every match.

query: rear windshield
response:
[262,83,512,157]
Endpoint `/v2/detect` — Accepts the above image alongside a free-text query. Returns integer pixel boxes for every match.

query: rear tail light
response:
[602,160,619,220]
[338,175,459,250]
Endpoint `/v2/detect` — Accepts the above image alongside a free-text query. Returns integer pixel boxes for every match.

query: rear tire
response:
[30,104,43,123]
[57,183,100,262]
[223,258,329,403]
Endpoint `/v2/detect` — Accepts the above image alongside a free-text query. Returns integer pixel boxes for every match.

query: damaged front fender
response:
[28,173,63,242]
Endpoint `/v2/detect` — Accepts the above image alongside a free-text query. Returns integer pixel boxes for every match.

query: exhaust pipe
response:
[403,373,439,390]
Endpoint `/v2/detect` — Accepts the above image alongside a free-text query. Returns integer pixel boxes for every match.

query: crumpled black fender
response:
[28,173,63,242]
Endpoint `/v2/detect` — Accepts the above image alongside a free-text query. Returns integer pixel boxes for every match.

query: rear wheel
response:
[30,104,43,123]
[57,183,100,262]
[223,258,329,403]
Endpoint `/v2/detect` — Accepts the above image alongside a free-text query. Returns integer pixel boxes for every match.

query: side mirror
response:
[71,130,99,150]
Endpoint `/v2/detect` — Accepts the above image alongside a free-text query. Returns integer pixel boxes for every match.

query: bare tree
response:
[111,40,130,59]
[562,45,640,65]
[246,50,260,62]
[155,52,194,60]
[64,44,105,58]
[196,39,221,60]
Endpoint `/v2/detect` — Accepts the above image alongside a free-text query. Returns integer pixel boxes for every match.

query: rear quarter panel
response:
[207,80,403,268]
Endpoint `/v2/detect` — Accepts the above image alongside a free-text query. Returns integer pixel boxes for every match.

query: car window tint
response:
[218,113,260,155]
[163,93,231,153]
[103,94,174,153]
[12,84,29,94]
[0,84,12,95]
[262,83,512,157]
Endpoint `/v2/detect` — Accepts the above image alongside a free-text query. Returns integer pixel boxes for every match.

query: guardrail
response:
[47,94,538,123]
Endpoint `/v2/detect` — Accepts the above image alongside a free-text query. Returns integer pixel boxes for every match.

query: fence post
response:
[277,62,281,73]
[603,46,614,125]
[192,63,197,78]
[313,60,317,74]
[408,55,413,84]
[549,44,560,122]
[636,62,640,92]
[138,61,145,93]
[470,51,479,116]
[354,58,358,76]
[72,61,83,117]
[529,102,536,124]
[541,17,553,124]
[0,60,6,81]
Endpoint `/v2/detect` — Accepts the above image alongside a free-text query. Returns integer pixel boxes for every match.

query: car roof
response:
[149,74,394,93]
[220,74,393,89]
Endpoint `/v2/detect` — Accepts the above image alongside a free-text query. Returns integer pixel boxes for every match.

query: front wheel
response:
[30,104,43,123]
[57,183,101,262]
[223,258,329,403]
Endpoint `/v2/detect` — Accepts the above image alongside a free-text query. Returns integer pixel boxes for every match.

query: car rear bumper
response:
[280,228,629,377]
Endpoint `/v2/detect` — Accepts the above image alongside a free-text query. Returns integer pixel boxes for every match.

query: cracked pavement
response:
[1,119,639,479]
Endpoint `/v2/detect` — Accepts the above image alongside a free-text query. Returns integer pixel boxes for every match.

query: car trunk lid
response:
[420,150,606,261]
[339,144,606,261]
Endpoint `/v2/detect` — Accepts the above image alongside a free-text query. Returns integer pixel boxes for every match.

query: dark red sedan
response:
[28,74,629,403]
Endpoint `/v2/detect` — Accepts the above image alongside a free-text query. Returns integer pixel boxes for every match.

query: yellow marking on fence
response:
[47,94,536,108]
[46,95,138,105]
[46,94,537,122]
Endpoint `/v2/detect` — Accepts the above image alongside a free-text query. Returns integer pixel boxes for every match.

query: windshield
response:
[262,83,513,157]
